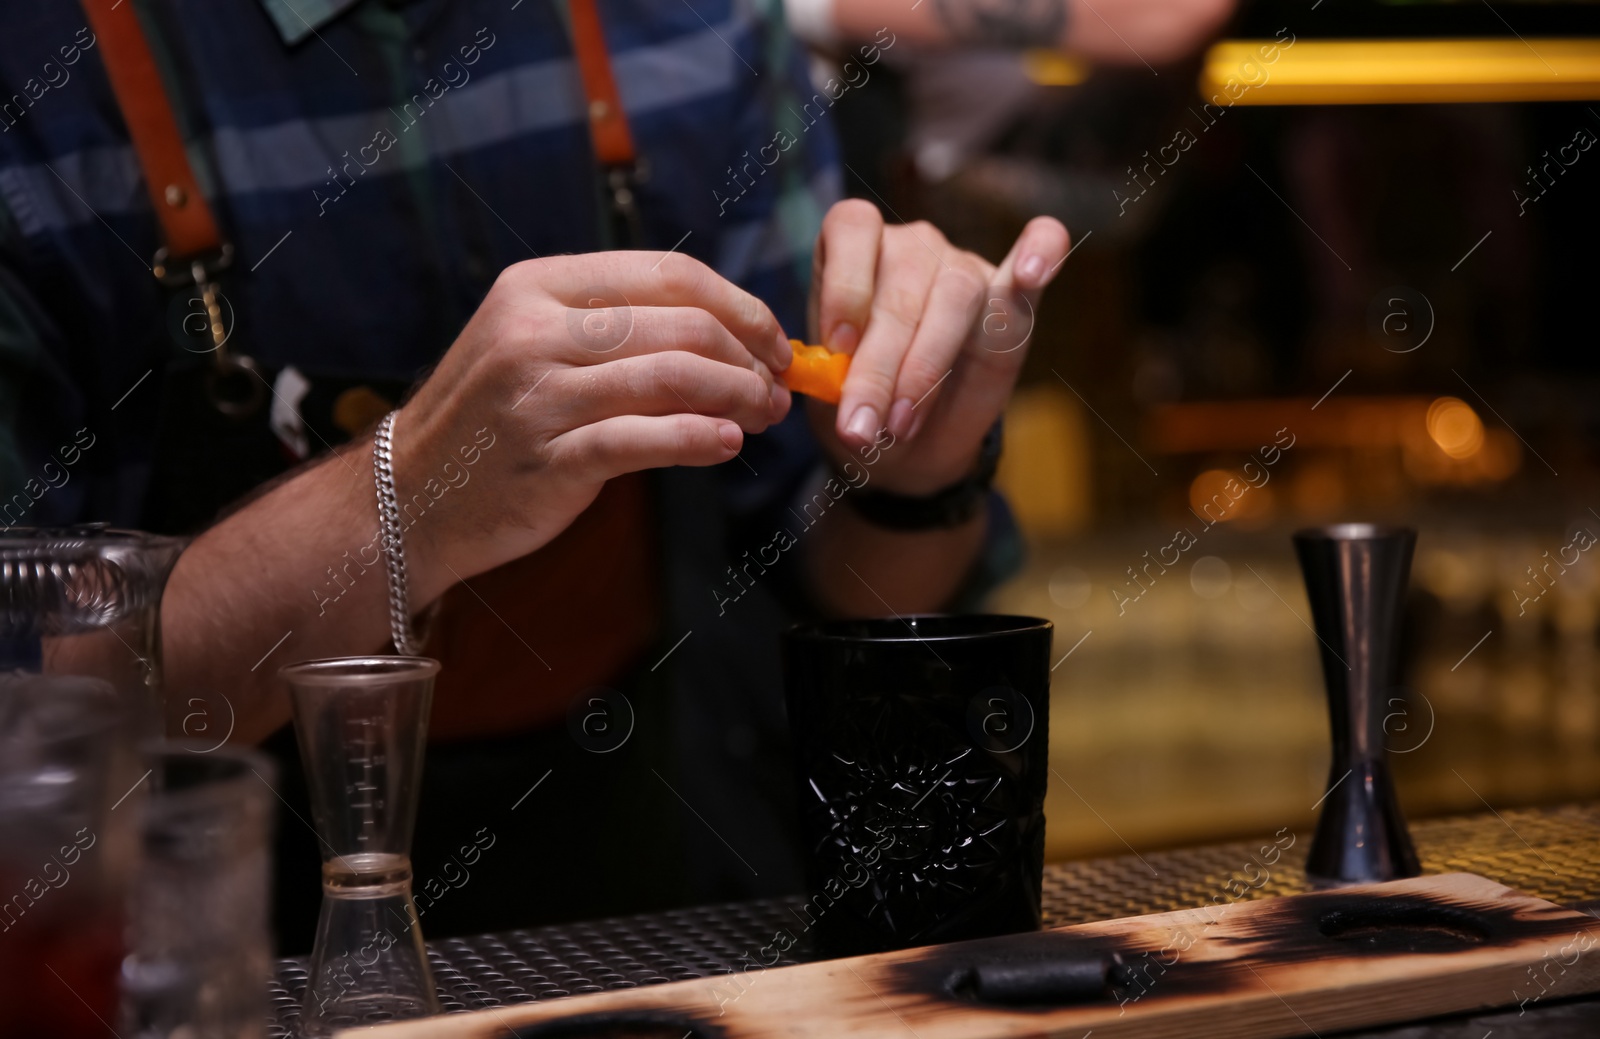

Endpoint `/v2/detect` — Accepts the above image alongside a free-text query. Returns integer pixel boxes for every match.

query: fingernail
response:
[769,380,791,418]
[716,422,743,451]
[828,322,859,354]
[775,332,793,369]
[844,404,879,444]
[887,397,915,439]
[1017,254,1046,286]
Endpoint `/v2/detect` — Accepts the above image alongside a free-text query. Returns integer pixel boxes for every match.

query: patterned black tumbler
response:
[783,615,1052,958]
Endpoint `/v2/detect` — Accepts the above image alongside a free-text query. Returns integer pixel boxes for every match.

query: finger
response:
[511,252,792,373]
[814,199,885,356]
[551,413,743,481]
[993,216,1071,295]
[885,263,987,440]
[562,305,777,391]
[552,351,778,433]
[835,224,942,448]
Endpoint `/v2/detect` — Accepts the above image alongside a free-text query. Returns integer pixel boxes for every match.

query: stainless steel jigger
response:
[1293,524,1422,885]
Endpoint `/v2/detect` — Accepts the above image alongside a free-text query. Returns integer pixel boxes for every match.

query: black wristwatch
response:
[843,420,1003,531]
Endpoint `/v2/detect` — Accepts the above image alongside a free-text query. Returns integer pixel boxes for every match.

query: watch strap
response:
[844,420,1002,531]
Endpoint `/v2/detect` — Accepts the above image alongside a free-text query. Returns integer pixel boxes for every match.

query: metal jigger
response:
[1293,524,1422,885]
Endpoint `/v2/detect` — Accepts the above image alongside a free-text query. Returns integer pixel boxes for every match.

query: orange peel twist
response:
[779,339,850,405]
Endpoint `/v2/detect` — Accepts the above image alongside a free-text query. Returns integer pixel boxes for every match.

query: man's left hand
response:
[806,199,1070,495]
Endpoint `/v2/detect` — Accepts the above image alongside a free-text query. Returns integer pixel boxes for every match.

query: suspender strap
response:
[567,0,637,168]
[80,0,226,266]
[80,0,259,415]
[566,0,646,246]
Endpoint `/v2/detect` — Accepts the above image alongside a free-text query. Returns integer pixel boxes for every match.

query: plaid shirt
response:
[0,0,839,522]
[0,0,1024,908]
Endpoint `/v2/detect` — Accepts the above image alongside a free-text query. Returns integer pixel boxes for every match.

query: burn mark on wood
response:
[877,887,1590,1014]
[497,1007,723,1039]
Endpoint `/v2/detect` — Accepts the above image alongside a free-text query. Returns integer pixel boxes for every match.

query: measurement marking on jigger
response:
[652,629,692,671]
[1312,769,1353,812]
[251,629,293,671]
[1452,629,1493,671]
[111,769,153,812]
[1052,629,1093,671]
[910,769,952,811]
[512,768,553,811]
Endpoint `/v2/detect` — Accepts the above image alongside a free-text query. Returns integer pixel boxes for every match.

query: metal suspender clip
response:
[605,159,650,249]
[152,243,267,419]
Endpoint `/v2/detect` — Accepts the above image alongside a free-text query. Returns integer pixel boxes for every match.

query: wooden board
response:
[347,874,1600,1039]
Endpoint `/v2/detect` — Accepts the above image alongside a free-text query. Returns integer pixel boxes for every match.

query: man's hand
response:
[1063,0,1235,66]
[396,251,792,603]
[806,199,1069,496]
[819,0,1236,66]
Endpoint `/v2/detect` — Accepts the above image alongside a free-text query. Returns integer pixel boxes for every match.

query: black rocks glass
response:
[782,615,1053,958]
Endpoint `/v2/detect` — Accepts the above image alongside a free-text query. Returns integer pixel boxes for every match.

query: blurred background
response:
[811,0,1600,861]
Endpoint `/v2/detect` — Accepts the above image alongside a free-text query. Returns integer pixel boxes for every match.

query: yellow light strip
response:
[1023,49,1092,87]
[1200,38,1600,105]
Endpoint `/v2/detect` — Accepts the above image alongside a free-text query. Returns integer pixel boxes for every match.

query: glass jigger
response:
[124,744,275,1039]
[280,657,441,1036]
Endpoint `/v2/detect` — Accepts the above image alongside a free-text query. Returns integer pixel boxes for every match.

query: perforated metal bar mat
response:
[265,803,1600,1036]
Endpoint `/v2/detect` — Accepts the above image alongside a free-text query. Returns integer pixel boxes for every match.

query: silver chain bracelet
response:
[373,410,421,655]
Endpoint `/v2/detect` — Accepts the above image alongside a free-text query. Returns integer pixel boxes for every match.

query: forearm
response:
[160,439,457,746]
[826,0,1069,49]
[804,500,986,617]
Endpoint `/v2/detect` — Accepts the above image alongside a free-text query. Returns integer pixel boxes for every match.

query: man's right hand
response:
[393,251,794,604]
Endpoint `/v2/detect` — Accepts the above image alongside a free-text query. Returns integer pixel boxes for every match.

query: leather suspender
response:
[78,0,642,405]
[80,0,262,415]
[566,0,647,246]
[81,0,224,263]
[568,0,635,167]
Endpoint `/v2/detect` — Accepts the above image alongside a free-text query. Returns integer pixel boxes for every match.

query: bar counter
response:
[262,803,1600,1037]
